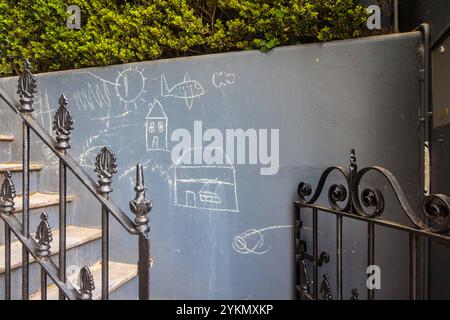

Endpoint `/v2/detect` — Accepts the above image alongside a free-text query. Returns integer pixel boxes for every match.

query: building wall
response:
[0,32,425,299]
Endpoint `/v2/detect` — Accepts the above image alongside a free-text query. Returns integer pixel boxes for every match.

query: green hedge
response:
[0,0,367,76]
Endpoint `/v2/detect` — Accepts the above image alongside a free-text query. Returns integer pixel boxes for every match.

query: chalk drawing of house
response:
[145,99,168,150]
[173,148,239,212]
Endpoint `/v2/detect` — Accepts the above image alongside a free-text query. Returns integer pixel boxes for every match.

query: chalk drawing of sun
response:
[115,67,147,109]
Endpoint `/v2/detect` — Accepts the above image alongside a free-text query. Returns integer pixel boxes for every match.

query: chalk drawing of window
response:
[152,136,159,149]
[149,122,155,133]
[158,121,164,132]
[173,147,239,212]
[199,191,222,204]
[185,191,196,207]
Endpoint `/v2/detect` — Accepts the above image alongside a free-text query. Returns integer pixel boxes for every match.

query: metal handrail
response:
[0,60,151,300]
[0,85,139,235]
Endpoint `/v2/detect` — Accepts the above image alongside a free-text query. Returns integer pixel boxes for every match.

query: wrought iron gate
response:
[294,149,450,300]
[0,60,151,300]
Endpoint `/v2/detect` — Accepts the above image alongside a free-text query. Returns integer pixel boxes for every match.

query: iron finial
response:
[17,59,37,112]
[78,266,95,300]
[53,94,74,151]
[350,288,359,300]
[320,273,333,300]
[129,163,152,234]
[94,146,117,194]
[35,212,53,259]
[0,170,16,215]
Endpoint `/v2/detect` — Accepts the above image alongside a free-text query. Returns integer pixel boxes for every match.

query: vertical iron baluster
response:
[5,225,11,300]
[17,59,36,300]
[22,124,30,299]
[41,270,47,300]
[409,233,418,300]
[101,206,109,299]
[95,146,117,300]
[53,94,73,300]
[295,207,301,299]
[1,170,15,300]
[36,212,52,300]
[58,160,67,299]
[367,223,375,300]
[130,163,151,300]
[336,214,343,300]
[312,208,318,299]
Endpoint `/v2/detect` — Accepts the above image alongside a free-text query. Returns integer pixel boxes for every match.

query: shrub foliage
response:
[0,0,367,76]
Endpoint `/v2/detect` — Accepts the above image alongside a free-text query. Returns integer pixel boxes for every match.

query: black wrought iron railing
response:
[294,149,450,300]
[0,60,151,300]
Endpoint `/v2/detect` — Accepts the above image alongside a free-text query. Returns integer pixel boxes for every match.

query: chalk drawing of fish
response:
[161,73,205,110]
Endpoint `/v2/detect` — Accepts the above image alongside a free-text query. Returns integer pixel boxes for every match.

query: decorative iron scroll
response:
[297,149,450,234]
[298,240,330,266]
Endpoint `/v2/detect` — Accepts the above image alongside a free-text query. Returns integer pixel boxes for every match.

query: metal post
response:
[410,233,418,300]
[5,225,11,300]
[41,270,47,300]
[295,207,301,299]
[130,163,152,300]
[22,123,30,299]
[17,59,36,300]
[368,223,375,300]
[336,214,343,300]
[1,170,16,300]
[102,205,109,299]
[53,94,73,300]
[58,160,67,300]
[94,146,117,300]
[312,208,318,299]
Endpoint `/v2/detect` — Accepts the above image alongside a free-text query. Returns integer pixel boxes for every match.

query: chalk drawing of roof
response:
[173,148,239,213]
[146,99,167,119]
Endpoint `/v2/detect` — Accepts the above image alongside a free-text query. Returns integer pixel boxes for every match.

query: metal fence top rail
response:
[294,149,450,243]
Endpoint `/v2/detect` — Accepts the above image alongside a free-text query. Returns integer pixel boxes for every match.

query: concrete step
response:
[0,135,15,142]
[0,162,45,172]
[13,192,75,213]
[0,192,75,245]
[0,226,102,300]
[30,261,138,300]
[0,162,44,194]
[0,135,15,162]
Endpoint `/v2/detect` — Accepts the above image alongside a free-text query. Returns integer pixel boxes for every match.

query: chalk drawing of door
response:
[152,136,159,149]
[185,191,197,207]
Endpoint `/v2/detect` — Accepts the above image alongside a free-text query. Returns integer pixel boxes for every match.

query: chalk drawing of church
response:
[145,99,168,150]
[173,148,239,212]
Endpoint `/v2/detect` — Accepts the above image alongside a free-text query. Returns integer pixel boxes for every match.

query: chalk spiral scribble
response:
[232,225,292,255]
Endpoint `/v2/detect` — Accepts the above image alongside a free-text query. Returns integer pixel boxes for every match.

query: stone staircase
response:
[0,134,138,299]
